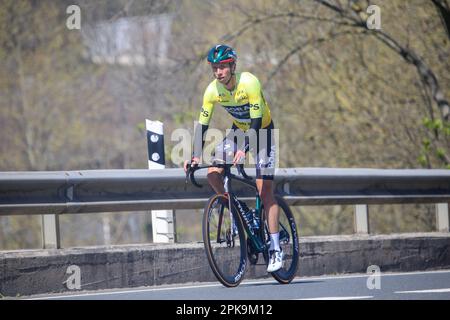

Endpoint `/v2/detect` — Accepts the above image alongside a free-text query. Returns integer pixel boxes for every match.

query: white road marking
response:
[298,269,450,281]
[298,296,373,300]
[26,283,224,300]
[396,288,450,294]
[25,269,450,300]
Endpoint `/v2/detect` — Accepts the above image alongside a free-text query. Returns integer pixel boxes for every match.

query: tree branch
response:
[267,29,366,81]
[431,0,450,38]
[313,0,450,122]
[373,30,450,121]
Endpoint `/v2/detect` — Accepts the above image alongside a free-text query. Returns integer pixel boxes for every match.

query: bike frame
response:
[211,164,267,253]
[188,162,299,286]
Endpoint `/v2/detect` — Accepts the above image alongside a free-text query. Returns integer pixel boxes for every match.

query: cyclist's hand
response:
[184,157,200,173]
[233,150,245,166]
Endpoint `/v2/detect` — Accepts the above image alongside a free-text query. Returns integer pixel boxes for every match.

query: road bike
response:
[186,162,299,287]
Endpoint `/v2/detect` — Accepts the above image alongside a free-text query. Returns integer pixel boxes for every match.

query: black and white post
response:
[146,119,175,243]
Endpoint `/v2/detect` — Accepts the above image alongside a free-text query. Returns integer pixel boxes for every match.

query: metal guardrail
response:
[0,168,449,248]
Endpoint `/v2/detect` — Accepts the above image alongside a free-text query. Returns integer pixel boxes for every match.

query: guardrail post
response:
[146,119,176,243]
[152,210,176,243]
[41,214,61,249]
[436,203,449,232]
[354,204,370,234]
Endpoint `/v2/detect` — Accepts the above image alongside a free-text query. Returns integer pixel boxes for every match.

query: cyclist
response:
[183,44,283,272]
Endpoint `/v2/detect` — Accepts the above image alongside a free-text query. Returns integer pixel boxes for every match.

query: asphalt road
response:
[26,269,450,300]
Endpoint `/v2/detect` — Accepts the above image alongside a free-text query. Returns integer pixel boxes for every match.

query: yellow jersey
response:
[199,72,272,131]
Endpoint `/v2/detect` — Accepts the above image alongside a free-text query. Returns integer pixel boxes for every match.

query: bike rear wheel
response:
[262,195,299,284]
[203,193,247,287]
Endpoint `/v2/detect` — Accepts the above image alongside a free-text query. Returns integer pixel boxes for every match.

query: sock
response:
[269,232,280,252]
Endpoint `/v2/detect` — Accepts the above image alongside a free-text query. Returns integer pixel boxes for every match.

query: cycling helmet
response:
[207,45,237,64]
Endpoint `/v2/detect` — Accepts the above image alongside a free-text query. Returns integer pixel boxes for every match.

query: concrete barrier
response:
[1,232,449,297]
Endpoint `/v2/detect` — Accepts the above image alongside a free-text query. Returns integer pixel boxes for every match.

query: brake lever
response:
[237,164,252,181]
[186,163,203,188]
[184,164,190,191]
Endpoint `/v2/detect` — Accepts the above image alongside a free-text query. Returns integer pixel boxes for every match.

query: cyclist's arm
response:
[192,86,216,160]
[192,122,208,159]
[247,74,264,120]
[242,74,264,153]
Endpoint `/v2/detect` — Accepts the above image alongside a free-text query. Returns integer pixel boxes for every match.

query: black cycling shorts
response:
[212,121,276,180]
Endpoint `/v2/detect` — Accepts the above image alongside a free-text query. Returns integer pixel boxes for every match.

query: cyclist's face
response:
[211,63,233,84]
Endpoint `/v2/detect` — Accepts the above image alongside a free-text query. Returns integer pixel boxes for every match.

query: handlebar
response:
[185,163,203,188]
[185,162,252,189]
[237,163,251,180]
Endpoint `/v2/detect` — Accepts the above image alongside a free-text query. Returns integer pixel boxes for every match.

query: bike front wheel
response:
[262,195,300,284]
[203,193,247,287]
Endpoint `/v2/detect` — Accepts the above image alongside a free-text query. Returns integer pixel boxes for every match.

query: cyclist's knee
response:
[263,194,277,207]
[257,179,272,193]
[207,167,224,182]
[207,167,224,175]
[207,168,226,194]
[257,180,276,202]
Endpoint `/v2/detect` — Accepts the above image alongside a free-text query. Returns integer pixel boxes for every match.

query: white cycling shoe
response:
[267,249,283,273]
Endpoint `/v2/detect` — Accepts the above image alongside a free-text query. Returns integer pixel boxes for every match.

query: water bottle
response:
[238,200,254,226]
[251,209,260,230]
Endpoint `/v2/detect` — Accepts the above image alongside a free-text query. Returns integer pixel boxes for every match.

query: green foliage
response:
[136,122,146,133]
[420,117,450,167]
[423,117,445,131]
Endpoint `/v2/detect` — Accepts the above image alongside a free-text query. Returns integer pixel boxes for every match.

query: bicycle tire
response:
[202,193,247,287]
[262,195,299,284]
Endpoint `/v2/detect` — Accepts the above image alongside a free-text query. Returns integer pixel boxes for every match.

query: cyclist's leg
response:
[256,177,283,273]
[207,167,225,194]
[256,179,279,234]
[254,122,283,271]
[255,121,278,234]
